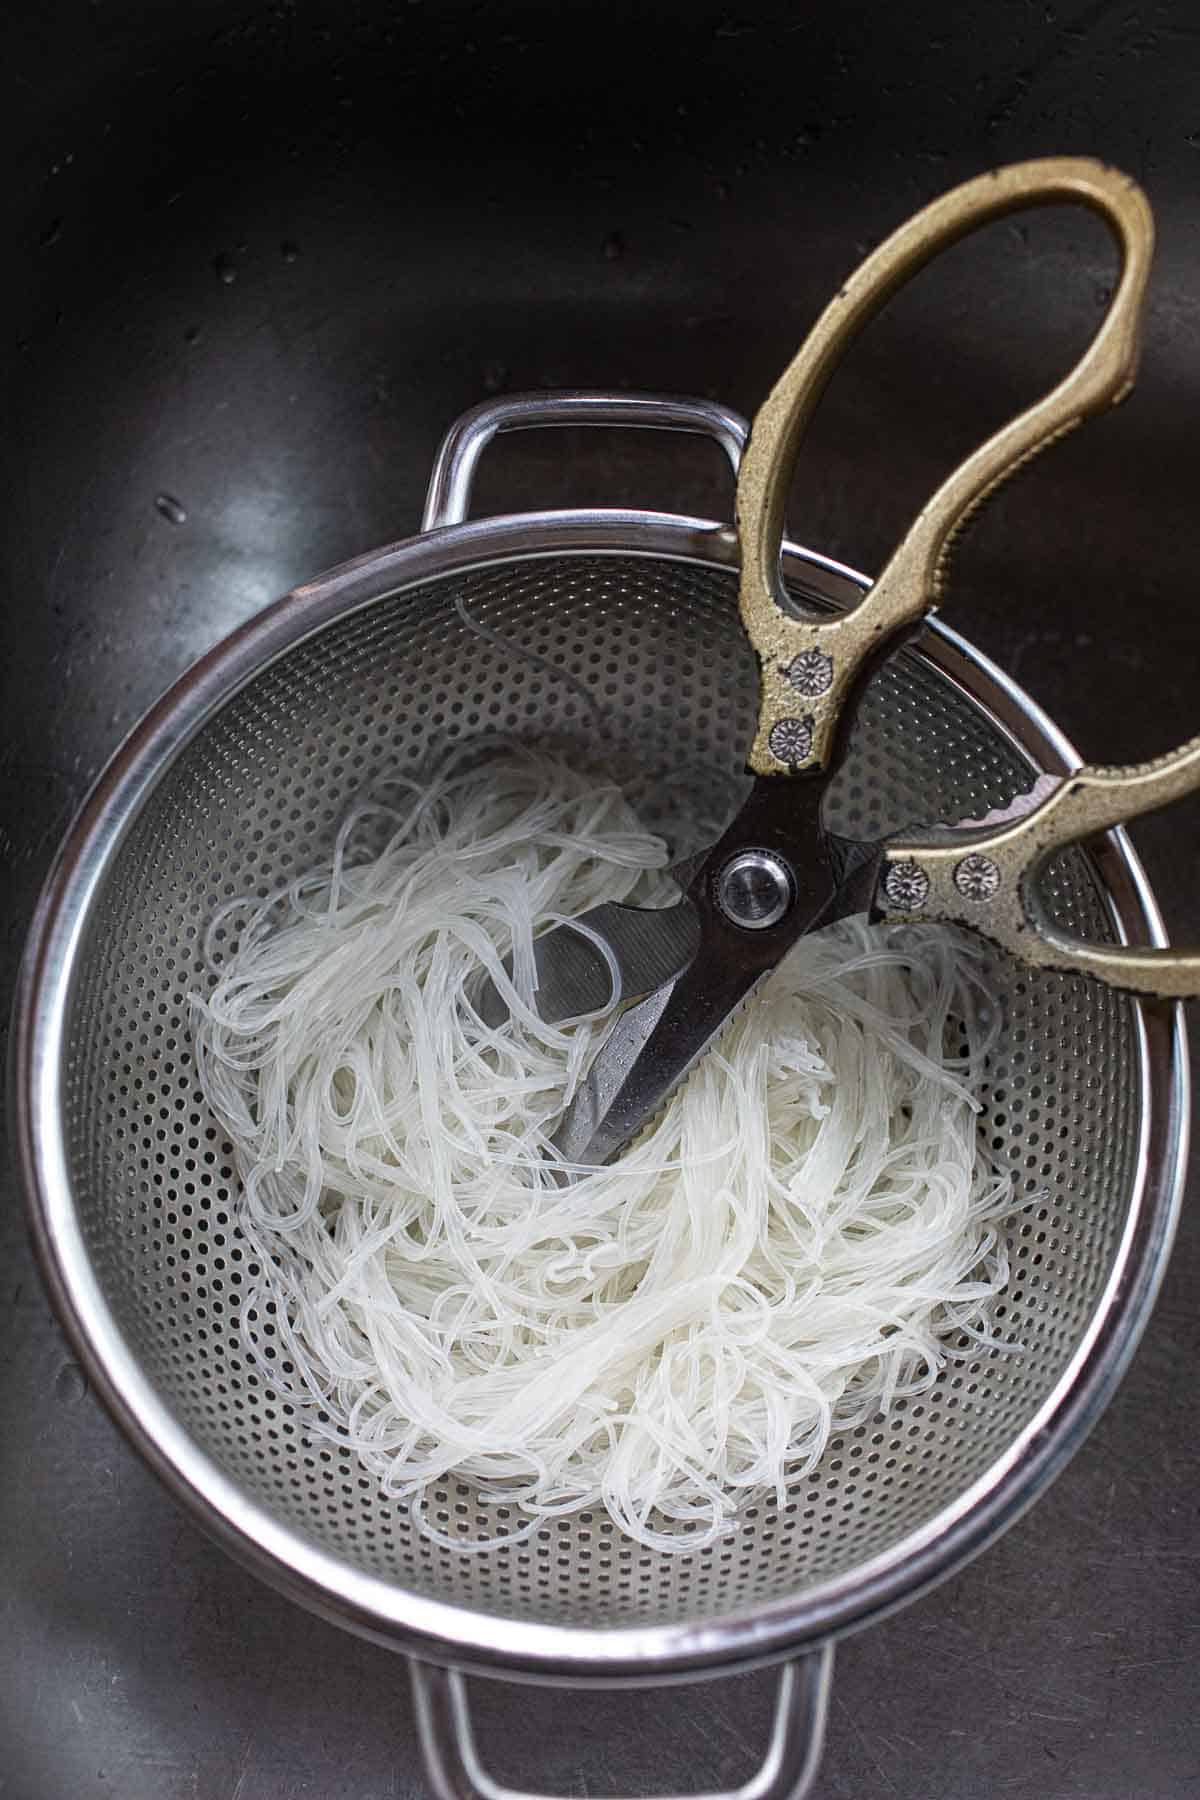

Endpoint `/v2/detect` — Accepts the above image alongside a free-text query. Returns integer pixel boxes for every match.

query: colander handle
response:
[875,734,1200,998]
[421,392,749,531]
[737,156,1155,777]
[409,1646,834,1800]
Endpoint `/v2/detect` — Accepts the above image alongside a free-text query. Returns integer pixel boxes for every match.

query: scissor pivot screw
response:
[716,850,794,930]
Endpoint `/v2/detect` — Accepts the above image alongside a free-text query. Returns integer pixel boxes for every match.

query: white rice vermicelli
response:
[191,749,1018,1552]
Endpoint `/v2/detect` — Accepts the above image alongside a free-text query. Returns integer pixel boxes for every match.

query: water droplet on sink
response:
[602,231,626,261]
[213,252,237,285]
[280,239,301,262]
[55,1361,89,1405]
[154,493,187,525]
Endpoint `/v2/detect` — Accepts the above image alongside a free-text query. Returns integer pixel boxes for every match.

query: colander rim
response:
[12,508,1188,1683]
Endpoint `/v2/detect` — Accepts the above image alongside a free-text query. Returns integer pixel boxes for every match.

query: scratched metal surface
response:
[3,1,1199,1795]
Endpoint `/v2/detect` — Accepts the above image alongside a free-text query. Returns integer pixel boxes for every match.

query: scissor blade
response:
[550,953,770,1169]
[552,900,841,1168]
[470,898,701,1028]
[550,981,684,1166]
[553,881,839,1169]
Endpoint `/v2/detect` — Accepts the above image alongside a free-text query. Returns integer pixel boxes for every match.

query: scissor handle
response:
[737,157,1155,778]
[874,736,1200,998]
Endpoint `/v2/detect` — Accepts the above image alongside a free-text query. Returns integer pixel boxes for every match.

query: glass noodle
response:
[191,750,1019,1553]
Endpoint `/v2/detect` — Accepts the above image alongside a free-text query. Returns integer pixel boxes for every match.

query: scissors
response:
[474,158,1200,1170]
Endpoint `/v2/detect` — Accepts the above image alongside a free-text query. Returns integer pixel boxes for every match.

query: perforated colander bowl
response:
[14,395,1188,1800]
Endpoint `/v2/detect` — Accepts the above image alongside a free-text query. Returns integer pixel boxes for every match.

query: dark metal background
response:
[3,3,1198,1795]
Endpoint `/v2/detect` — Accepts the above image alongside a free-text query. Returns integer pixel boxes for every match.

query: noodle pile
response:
[191,749,1017,1552]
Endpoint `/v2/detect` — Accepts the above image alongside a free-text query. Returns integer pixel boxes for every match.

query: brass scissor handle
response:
[737,157,1155,778]
[873,735,1200,999]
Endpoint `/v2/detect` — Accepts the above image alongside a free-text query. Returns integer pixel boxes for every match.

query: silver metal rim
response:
[13,507,1188,1684]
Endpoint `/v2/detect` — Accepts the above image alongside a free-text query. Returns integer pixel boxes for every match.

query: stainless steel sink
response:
[3,3,1198,1794]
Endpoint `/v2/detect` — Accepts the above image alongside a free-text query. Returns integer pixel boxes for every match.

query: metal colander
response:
[16,395,1187,1800]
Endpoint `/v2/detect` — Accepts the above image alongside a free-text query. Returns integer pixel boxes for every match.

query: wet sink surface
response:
[3,3,1199,1795]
